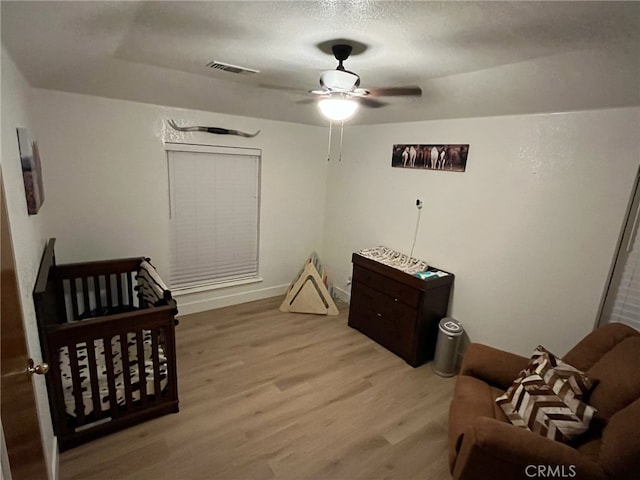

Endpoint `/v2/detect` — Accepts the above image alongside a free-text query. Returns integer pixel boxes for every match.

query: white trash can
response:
[432,317,463,377]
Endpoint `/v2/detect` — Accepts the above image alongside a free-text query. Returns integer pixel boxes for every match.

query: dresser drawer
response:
[352,264,420,308]
[348,281,416,359]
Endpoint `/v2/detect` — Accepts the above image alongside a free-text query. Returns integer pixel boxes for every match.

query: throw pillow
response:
[495,346,597,443]
[528,345,594,399]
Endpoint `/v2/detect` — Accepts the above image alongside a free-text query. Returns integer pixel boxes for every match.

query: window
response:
[166,143,260,291]
[600,173,640,330]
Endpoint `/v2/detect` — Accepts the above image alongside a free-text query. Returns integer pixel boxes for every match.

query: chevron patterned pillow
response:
[528,345,594,399]
[496,346,597,443]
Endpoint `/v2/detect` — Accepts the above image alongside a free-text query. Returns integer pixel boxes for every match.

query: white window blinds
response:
[167,145,260,290]
[600,175,640,331]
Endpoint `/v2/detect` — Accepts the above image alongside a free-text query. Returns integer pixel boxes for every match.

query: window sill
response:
[172,277,263,296]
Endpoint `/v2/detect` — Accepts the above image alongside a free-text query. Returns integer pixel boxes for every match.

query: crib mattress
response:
[59,331,168,418]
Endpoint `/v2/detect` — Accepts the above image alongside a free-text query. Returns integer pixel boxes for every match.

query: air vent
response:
[205,61,260,75]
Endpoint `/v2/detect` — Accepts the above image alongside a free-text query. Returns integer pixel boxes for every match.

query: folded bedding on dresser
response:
[59,331,168,418]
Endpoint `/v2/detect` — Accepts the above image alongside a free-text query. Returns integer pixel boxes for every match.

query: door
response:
[1,174,49,479]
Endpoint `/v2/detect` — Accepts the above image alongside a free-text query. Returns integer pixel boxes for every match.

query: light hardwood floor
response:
[60,296,455,480]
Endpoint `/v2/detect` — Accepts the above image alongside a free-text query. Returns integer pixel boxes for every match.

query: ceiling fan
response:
[310,43,422,114]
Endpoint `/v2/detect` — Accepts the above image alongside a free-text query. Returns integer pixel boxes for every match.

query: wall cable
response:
[410,207,422,258]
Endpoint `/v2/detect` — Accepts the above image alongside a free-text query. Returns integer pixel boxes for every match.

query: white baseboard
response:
[332,286,351,304]
[176,283,289,316]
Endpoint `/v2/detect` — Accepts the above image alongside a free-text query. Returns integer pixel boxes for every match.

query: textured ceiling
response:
[2,1,639,126]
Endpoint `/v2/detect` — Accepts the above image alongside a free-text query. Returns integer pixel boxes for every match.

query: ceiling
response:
[2,1,639,126]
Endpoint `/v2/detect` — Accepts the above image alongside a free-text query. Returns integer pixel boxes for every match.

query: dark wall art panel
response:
[17,128,45,214]
[392,144,469,172]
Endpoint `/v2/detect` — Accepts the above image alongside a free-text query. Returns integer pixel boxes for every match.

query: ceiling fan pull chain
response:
[339,121,344,162]
[327,121,333,161]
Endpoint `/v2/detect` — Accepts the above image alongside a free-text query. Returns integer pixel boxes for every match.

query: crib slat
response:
[163,318,178,403]
[116,274,124,306]
[70,279,79,320]
[68,343,86,425]
[84,338,104,419]
[126,273,134,307]
[151,329,161,400]
[94,276,102,311]
[81,277,91,316]
[137,284,144,309]
[102,335,120,418]
[105,274,113,308]
[136,330,148,404]
[120,333,134,409]
[61,279,71,323]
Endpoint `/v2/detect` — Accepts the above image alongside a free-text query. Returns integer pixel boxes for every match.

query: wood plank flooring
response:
[59,296,455,480]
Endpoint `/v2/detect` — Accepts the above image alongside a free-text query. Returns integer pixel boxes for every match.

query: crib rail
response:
[56,258,146,321]
[46,302,179,450]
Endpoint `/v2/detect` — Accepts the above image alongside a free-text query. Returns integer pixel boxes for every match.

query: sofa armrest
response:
[459,343,529,390]
[453,417,606,480]
[562,322,640,372]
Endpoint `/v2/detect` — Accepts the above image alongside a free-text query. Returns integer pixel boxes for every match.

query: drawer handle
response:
[394,298,398,302]
[377,313,383,317]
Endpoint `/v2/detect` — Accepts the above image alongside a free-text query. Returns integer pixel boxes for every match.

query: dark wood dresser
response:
[348,252,454,367]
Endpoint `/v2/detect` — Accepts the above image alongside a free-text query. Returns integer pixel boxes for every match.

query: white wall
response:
[30,89,328,314]
[323,108,640,356]
[1,46,56,479]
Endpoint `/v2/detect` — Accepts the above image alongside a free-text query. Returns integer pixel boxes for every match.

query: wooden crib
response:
[33,238,179,451]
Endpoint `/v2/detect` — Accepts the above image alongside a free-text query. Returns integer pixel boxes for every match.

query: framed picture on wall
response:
[17,128,45,215]
[391,144,469,172]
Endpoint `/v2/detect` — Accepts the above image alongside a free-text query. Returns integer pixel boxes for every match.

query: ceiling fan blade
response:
[357,97,388,108]
[350,88,370,97]
[367,86,422,97]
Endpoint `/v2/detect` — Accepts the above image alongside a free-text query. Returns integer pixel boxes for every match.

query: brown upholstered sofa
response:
[448,322,640,480]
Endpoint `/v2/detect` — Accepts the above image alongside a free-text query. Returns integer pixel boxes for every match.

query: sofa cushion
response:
[587,336,640,419]
[598,397,640,480]
[496,346,597,443]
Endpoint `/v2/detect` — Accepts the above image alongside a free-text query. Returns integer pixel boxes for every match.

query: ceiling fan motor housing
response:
[320,69,360,91]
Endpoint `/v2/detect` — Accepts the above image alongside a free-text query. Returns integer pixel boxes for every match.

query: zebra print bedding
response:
[59,331,168,418]
[357,246,429,275]
[136,259,171,306]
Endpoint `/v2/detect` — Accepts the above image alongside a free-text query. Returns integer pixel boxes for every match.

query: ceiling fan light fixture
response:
[320,69,359,91]
[318,97,359,121]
